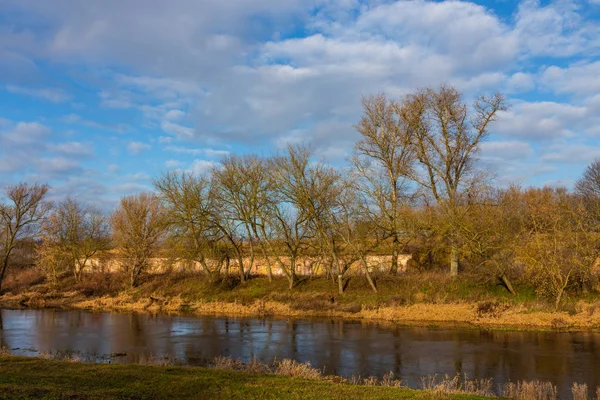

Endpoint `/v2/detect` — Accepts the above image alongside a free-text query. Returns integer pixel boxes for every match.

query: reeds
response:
[502,380,558,400]
[420,373,494,397]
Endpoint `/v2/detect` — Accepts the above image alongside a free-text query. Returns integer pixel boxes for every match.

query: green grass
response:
[0,357,486,400]
[0,267,572,316]
[136,272,543,311]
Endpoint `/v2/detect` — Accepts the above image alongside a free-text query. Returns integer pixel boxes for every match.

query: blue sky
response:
[1,0,600,209]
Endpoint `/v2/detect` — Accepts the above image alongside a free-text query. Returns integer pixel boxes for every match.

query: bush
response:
[1,267,46,294]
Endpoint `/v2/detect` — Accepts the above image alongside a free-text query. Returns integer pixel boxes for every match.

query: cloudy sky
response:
[1,0,599,208]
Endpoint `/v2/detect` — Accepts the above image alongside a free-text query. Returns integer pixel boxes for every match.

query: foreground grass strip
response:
[0,357,486,400]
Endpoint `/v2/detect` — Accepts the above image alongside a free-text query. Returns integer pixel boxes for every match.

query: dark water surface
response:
[1,308,600,397]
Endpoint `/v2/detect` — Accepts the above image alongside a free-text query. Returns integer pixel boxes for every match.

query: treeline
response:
[1,85,600,308]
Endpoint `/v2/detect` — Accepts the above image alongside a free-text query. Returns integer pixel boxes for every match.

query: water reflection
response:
[1,308,600,397]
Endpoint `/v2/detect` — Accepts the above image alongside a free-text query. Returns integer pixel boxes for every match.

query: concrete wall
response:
[86,253,412,276]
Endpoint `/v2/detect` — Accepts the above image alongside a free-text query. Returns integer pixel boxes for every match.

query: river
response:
[1,308,599,397]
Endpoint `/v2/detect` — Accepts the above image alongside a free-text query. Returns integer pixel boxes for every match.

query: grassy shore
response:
[0,356,485,400]
[2,270,600,331]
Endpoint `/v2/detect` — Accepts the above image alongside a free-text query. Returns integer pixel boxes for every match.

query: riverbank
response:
[2,271,600,331]
[0,356,486,400]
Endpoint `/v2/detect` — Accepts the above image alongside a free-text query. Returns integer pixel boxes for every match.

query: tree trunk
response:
[555,275,571,310]
[260,245,272,282]
[198,257,211,278]
[555,288,564,311]
[390,235,399,275]
[234,249,245,283]
[263,255,273,281]
[360,255,378,293]
[331,250,344,295]
[288,271,295,290]
[0,250,13,293]
[288,256,296,290]
[337,274,344,295]
[499,273,516,295]
[450,245,459,277]
[245,227,255,280]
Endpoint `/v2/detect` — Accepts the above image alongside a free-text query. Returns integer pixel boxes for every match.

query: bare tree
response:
[111,193,166,287]
[455,185,523,294]
[330,177,379,293]
[277,147,348,293]
[39,197,110,282]
[575,158,600,228]
[401,85,507,276]
[209,176,252,283]
[258,146,315,289]
[575,158,600,199]
[213,155,273,281]
[154,172,224,280]
[0,183,50,292]
[516,187,597,309]
[353,93,416,275]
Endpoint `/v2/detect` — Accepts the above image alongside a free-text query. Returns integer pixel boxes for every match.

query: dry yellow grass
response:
[5,270,600,331]
[66,294,600,331]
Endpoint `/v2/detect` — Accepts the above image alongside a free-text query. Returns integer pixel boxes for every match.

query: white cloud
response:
[204,148,230,157]
[111,182,152,195]
[2,121,51,145]
[127,141,151,155]
[165,109,185,120]
[165,146,229,157]
[541,143,600,164]
[165,146,203,155]
[506,72,535,93]
[190,159,217,176]
[6,85,71,102]
[540,61,600,96]
[50,141,93,157]
[62,113,132,133]
[99,90,132,109]
[161,121,194,139]
[481,141,533,160]
[514,0,600,58]
[36,157,81,174]
[165,160,181,168]
[1,0,600,196]
[494,101,588,141]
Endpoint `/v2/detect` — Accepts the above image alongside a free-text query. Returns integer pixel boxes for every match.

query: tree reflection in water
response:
[1,308,600,398]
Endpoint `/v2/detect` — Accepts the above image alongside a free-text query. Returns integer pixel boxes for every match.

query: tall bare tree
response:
[0,183,50,292]
[258,146,315,289]
[213,155,273,281]
[111,193,166,287]
[401,85,507,276]
[329,177,379,293]
[353,93,416,275]
[154,172,224,280]
[39,197,110,282]
[275,146,348,293]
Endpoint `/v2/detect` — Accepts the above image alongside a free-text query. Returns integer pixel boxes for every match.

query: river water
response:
[1,308,599,396]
